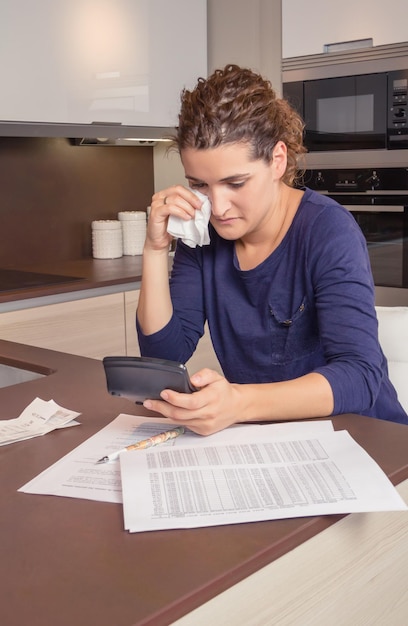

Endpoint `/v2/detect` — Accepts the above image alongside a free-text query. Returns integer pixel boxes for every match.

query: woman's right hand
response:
[146,185,203,252]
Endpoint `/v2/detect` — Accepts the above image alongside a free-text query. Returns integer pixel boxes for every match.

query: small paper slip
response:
[0,397,80,446]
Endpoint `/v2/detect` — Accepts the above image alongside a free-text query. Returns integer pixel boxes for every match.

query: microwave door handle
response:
[344,205,405,213]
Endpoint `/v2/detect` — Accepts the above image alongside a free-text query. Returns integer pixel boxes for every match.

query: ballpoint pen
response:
[96,426,185,463]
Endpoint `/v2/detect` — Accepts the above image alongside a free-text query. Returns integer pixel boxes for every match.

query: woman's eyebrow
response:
[186,173,251,184]
[185,175,203,183]
[219,173,250,183]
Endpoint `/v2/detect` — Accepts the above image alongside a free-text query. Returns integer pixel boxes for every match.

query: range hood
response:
[75,136,173,147]
[0,120,175,145]
[74,121,175,146]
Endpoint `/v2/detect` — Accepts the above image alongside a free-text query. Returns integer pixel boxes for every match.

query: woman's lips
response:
[214,217,238,225]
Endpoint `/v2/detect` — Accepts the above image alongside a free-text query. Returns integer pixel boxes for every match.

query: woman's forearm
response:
[137,246,173,335]
[138,185,202,336]
[144,370,335,436]
[236,372,334,423]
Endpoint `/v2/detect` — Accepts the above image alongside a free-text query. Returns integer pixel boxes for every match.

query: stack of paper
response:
[18,415,407,533]
[0,397,80,446]
[120,424,408,533]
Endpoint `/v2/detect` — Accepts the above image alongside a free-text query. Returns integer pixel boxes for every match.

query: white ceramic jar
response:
[91,220,123,259]
[118,211,147,256]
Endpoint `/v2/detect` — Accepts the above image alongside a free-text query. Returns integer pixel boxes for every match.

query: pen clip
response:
[96,456,109,464]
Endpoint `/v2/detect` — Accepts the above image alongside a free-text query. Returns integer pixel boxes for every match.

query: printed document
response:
[19,413,406,534]
[120,429,407,533]
[18,415,334,503]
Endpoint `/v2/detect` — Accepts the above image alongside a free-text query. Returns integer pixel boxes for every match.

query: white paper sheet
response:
[120,430,407,533]
[0,397,80,446]
[18,415,334,503]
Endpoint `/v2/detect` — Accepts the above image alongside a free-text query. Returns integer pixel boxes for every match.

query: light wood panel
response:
[0,293,126,359]
[174,479,408,626]
[124,289,141,356]
[185,322,223,376]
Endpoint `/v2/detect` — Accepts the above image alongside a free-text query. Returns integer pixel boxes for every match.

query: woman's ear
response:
[270,141,288,179]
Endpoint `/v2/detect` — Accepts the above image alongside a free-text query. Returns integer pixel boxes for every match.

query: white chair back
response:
[375,306,408,414]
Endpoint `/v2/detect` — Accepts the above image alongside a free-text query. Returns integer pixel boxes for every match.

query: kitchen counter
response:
[1,339,408,626]
[0,256,145,305]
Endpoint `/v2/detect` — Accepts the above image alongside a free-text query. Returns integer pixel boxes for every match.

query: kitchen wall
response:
[0,137,154,267]
[0,0,282,267]
[153,0,282,191]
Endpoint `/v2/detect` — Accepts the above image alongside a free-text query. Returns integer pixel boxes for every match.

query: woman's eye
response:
[190,182,207,190]
[229,181,245,188]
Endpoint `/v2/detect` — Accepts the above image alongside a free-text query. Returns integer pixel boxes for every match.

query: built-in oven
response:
[303,167,408,293]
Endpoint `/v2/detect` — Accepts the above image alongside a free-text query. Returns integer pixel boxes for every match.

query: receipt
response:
[0,397,80,445]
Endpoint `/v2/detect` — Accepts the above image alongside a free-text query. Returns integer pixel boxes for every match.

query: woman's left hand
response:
[143,369,243,435]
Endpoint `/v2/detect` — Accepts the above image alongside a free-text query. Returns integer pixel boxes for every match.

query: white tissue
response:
[167,189,211,248]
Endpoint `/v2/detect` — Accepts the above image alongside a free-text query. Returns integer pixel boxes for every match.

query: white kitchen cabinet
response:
[282,0,408,58]
[0,293,127,360]
[0,0,206,128]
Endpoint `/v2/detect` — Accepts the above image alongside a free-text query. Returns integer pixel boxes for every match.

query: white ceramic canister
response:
[91,220,123,259]
[118,211,147,255]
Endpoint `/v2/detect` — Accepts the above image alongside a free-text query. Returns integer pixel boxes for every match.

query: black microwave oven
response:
[283,69,408,152]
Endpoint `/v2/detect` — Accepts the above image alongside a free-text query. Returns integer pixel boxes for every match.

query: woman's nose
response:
[208,190,229,217]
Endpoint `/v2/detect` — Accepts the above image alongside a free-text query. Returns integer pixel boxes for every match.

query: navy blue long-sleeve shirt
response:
[137,187,408,425]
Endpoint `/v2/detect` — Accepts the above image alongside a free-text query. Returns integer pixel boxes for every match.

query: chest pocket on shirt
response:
[268,298,319,365]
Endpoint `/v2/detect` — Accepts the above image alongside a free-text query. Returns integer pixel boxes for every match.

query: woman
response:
[137,64,408,434]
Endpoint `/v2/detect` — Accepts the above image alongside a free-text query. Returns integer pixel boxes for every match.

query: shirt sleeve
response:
[308,205,384,415]
[136,240,206,363]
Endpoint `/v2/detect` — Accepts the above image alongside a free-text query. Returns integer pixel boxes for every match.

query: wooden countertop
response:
[1,339,408,626]
[0,256,145,304]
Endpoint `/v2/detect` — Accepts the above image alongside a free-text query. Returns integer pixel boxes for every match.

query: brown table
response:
[1,339,408,626]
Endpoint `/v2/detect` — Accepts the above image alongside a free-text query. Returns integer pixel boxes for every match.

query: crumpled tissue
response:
[167,189,211,248]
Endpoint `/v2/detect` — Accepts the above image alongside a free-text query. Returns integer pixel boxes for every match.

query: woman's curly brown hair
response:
[174,64,306,186]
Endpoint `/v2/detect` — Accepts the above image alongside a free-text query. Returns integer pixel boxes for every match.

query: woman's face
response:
[180,141,287,243]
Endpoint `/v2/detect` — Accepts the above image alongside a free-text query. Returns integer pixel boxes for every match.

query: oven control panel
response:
[388,70,408,148]
[302,167,408,194]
